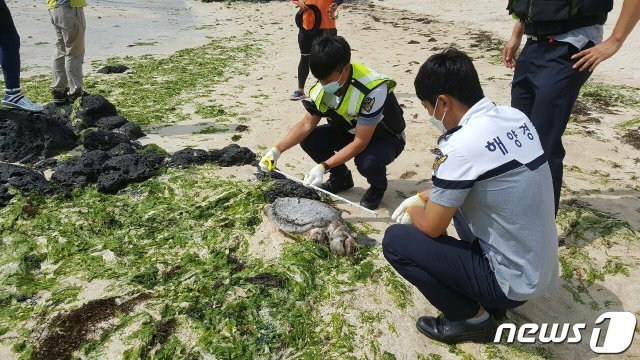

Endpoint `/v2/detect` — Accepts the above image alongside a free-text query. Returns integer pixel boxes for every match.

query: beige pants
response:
[49,7,86,94]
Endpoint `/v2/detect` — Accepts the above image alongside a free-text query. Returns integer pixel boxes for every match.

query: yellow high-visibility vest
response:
[309,62,396,126]
[47,0,87,9]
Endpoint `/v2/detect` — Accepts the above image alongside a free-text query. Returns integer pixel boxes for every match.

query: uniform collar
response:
[437,98,495,144]
[458,97,496,127]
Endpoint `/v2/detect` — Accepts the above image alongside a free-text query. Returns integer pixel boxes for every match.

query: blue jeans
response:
[511,38,593,213]
[300,124,405,190]
[0,0,21,89]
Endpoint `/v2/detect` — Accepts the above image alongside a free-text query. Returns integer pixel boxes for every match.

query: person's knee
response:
[355,154,382,176]
[382,224,413,260]
[300,131,317,153]
[64,44,85,57]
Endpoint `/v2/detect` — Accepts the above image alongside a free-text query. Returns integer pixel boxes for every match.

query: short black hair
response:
[310,35,351,80]
[414,48,484,108]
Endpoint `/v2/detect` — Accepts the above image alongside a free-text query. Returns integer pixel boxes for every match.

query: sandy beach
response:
[2,0,639,358]
[12,0,640,86]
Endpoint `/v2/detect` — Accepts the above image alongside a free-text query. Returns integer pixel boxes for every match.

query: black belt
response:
[529,35,555,42]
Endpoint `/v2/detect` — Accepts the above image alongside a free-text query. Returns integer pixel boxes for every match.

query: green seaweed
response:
[196,126,227,134]
[194,104,237,120]
[579,81,640,109]
[1,164,424,357]
[556,199,638,308]
[18,38,259,127]
[616,116,640,130]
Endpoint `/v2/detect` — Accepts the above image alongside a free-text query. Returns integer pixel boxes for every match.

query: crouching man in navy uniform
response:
[382,49,559,344]
[259,36,406,210]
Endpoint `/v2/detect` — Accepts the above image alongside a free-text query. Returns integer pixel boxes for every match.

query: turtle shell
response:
[267,197,341,233]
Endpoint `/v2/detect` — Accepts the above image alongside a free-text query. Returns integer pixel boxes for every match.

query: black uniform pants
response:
[300,124,404,190]
[511,38,593,213]
[0,0,21,89]
[382,221,525,321]
[297,28,337,90]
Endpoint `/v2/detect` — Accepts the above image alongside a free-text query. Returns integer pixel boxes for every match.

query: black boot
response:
[319,170,354,194]
[360,186,385,210]
[416,314,498,344]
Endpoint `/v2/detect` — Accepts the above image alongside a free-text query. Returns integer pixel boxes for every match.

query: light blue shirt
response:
[430,98,560,301]
[553,24,604,49]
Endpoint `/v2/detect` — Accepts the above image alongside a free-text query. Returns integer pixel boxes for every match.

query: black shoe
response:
[69,88,89,103]
[416,314,498,344]
[485,307,508,321]
[319,171,354,194]
[51,87,69,105]
[360,186,385,210]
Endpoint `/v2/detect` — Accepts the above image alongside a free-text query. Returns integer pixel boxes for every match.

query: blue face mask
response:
[322,66,348,95]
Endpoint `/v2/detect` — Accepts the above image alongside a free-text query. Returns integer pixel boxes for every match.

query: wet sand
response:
[382,0,640,87]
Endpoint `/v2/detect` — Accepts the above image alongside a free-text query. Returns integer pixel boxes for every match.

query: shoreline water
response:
[9,0,227,76]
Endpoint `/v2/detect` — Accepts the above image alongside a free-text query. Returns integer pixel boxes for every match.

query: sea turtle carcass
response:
[265,197,357,256]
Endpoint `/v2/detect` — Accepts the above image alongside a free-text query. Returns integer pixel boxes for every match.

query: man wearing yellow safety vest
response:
[260,36,406,210]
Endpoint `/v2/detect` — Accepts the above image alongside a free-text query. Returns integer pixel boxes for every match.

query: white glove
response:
[304,163,327,187]
[259,147,281,172]
[395,211,414,225]
[391,193,426,224]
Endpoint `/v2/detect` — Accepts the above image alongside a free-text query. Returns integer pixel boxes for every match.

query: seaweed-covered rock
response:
[114,122,145,140]
[139,146,167,166]
[0,184,13,207]
[0,108,78,163]
[83,129,131,151]
[95,116,128,131]
[42,103,74,127]
[76,95,117,126]
[96,149,166,194]
[263,179,321,203]
[96,65,130,74]
[255,168,285,181]
[0,163,55,194]
[256,169,320,203]
[51,150,110,189]
[214,144,256,167]
[167,148,212,168]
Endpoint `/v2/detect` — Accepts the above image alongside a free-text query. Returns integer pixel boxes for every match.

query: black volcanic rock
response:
[0,108,78,163]
[82,129,131,151]
[76,95,117,126]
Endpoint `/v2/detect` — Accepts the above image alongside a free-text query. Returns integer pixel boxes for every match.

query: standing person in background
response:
[48,0,87,105]
[0,0,44,112]
[502,0,640,213]
[290,0,344,101]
